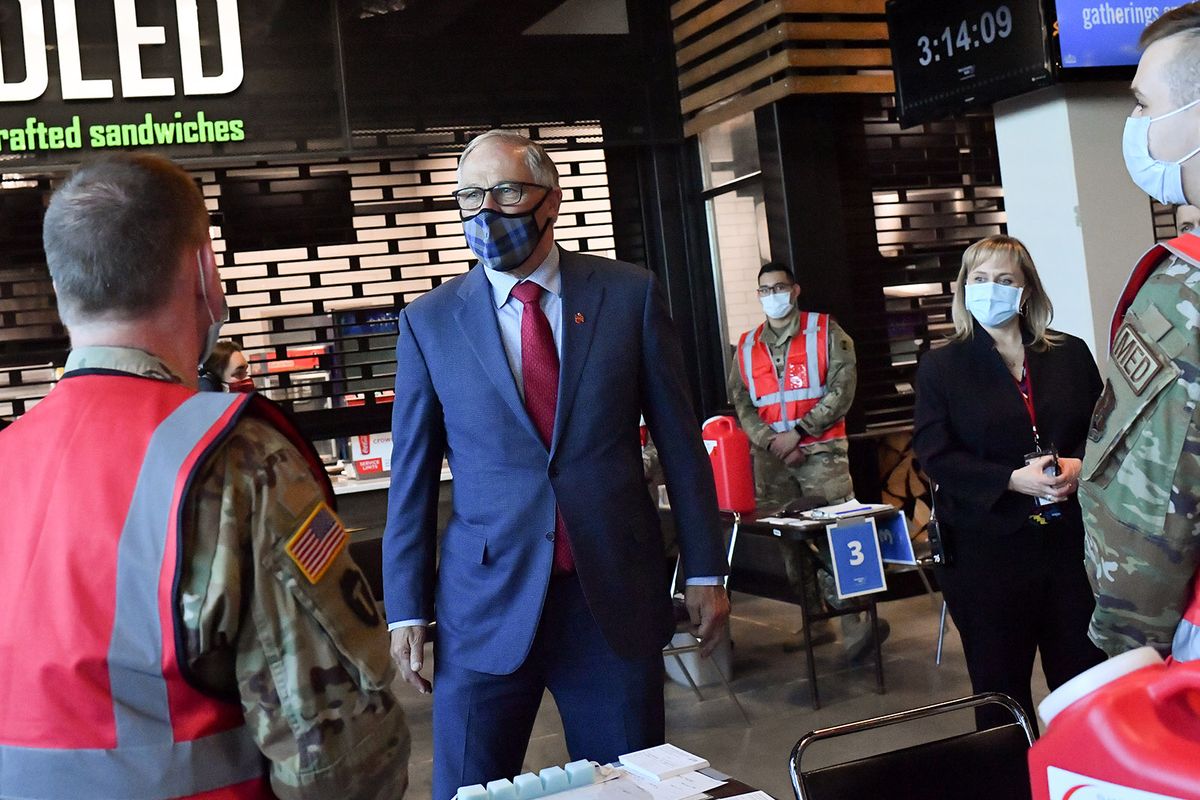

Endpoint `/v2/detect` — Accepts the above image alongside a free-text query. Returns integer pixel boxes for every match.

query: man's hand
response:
[769,430,801,459]
[389,626,431,694]
[684,584,731,658]
[1054,457,1082,500]
[782,446,806,467]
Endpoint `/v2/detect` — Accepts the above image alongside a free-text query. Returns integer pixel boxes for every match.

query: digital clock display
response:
[886,0,1054,128]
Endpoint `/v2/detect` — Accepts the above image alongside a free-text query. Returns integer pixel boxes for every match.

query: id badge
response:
[1024,446,1061,510]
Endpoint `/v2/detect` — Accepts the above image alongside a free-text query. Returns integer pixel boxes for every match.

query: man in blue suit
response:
[383,130,730,798]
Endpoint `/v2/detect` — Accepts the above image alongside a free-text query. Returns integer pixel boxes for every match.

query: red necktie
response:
[511,281,574,573]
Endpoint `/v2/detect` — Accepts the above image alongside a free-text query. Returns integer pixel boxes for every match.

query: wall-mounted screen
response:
[1053,0,1171,69]
[887,0,1054,128]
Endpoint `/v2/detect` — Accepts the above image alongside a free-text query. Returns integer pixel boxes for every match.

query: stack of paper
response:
[617,745,724,800]
[619,744,708,781]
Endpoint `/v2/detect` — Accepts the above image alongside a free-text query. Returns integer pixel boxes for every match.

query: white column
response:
[993,83,1156,364]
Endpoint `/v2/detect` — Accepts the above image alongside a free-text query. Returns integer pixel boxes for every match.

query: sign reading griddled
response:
[0,1,347,164]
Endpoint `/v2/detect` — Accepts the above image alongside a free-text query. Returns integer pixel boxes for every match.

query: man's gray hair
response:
[458,130,560,189]
[43,154,209,325]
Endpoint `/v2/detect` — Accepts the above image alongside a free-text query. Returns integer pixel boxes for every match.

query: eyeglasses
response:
[452,181,548,211]
[756,282,794,297]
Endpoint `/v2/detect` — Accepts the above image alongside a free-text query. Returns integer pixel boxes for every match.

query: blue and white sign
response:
[878,512,917,566]
[827,519,887,599]
[1055,0,1164,68]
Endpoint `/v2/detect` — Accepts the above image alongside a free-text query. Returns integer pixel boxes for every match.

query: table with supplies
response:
[718,503,915,710]
[456,744,769,800]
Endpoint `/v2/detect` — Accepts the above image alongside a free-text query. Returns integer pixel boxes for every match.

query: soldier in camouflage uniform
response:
[1080,5,1200,660]
[727,262,886,657]
[0,155,409,798]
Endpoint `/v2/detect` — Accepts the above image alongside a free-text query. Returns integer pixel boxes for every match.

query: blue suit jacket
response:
[382,249,727,675]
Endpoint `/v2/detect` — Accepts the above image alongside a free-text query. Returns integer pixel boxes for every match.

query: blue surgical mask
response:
[462,191,552,272]
[1123,98,1200,205]
[964,281,1022,328]
[760,292,794,320]
[197,252,228,364]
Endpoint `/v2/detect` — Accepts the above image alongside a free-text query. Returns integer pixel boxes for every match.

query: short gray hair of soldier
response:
[43,154,209,326]
[1140,4,1200,106]
[458,130,560,189]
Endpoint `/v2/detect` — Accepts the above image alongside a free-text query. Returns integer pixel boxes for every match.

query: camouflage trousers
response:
[754,444,855,611]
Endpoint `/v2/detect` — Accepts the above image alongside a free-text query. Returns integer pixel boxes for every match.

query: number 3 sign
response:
[827,519,887,600]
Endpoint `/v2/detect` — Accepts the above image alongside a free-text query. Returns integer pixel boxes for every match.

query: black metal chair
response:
[789,692,1036,800]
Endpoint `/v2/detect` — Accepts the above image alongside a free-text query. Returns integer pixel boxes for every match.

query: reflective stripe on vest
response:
[0,391,264,800]
[1172,574,1200,662]
[738,313,837,434]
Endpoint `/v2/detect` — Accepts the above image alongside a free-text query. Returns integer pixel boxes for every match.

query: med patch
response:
[1111,322,1165,396]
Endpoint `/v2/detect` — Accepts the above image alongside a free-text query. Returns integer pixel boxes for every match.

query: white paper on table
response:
[754,516,810,527]
[618,744,709,781]
[723,792,776,800]
[620,769,725,800]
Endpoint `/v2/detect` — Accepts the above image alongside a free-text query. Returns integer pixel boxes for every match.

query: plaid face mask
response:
[461,191,551,272]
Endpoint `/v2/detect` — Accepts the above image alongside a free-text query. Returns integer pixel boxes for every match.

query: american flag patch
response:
[285,503,348,584]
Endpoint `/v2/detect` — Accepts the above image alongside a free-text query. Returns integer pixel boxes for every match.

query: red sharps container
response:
[1030,646,1200,799]
[701,415,756,513]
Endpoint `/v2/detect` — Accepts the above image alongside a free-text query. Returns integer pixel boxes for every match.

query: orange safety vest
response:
[1175,580,1200,662]
[737,312,847,444]
[0,373,329,799]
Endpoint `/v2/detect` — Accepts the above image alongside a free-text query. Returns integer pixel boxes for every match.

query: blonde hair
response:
[950,235,1062,350]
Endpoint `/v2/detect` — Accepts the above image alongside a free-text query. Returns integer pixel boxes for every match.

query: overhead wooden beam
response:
[671,0,896,136]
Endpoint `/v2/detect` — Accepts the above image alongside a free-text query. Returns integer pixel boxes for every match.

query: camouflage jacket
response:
[726,312,857,455]
[1081,245,1200,657]
[65,347,410,799]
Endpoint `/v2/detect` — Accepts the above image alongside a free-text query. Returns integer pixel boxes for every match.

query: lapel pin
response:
[574,312,585,324]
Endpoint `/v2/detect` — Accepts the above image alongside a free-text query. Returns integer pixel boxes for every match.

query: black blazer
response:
[913,323,1102,538]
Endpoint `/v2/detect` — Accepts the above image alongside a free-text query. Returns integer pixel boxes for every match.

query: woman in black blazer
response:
[914,235,1105,731]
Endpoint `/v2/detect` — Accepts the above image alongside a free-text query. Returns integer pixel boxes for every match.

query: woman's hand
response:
[1008,455,1058,500]
[1008,456,1081,502]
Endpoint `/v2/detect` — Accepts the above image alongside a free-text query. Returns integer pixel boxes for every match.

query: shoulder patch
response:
[1112,321,1165,396]
[1089,380,1115,442]
[1140,302,1174,342]
[285,502,349,584]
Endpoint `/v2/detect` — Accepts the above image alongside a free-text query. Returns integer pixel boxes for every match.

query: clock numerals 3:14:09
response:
[917,5,1013,66]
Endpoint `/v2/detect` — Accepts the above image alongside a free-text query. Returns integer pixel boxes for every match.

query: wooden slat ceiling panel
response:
[683,74,894,136]
[672,0,896,136]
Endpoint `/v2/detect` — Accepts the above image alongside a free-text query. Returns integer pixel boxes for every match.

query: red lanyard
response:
[1013,356,1041,450]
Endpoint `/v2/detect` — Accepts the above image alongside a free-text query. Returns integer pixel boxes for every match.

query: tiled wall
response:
[0,124,616,424]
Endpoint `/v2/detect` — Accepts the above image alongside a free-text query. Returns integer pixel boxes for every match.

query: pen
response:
[833,506,872,516]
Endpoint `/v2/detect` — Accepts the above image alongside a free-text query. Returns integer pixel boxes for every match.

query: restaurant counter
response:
[334,466,453,601]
